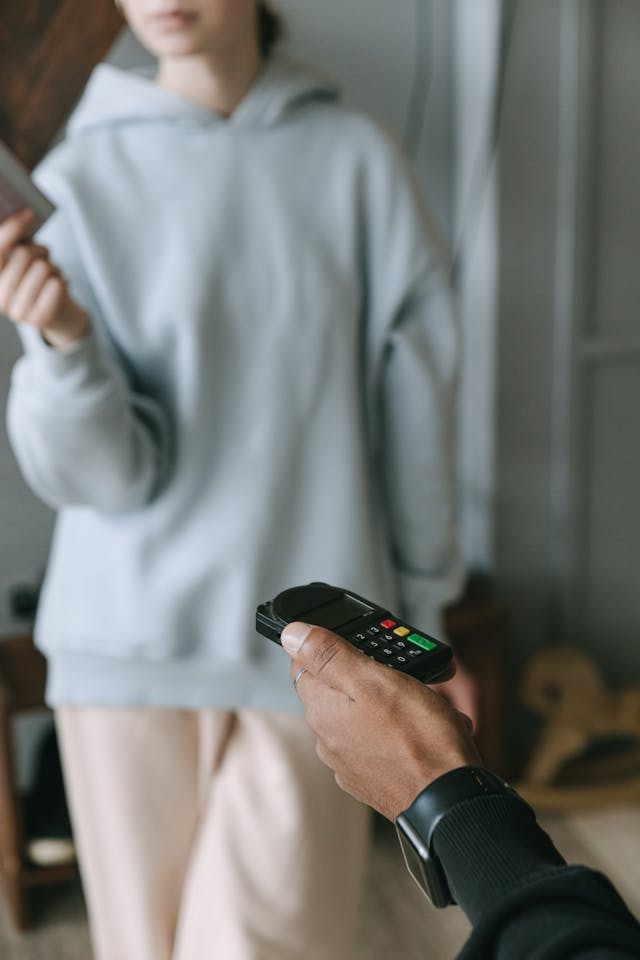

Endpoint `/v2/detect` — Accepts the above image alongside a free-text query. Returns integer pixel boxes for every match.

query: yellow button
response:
[394,626,410,637]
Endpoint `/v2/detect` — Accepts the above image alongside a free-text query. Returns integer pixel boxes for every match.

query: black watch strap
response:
[405,766,517,851]
[395,766,517,907]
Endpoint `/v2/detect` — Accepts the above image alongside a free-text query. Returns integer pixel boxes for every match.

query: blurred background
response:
[0,0,639,956]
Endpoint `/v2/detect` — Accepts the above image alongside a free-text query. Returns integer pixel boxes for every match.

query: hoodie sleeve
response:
[433,795,640,960]
[5,164,171,513]
[363,134,463,637]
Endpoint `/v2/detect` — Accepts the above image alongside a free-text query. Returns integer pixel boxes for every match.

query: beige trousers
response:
[56,707,369,960]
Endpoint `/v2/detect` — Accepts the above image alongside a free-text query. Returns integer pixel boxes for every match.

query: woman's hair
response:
[257,2,284,58]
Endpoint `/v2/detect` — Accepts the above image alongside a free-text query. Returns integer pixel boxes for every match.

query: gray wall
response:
[497,0,640,684]
[496,0,563,669]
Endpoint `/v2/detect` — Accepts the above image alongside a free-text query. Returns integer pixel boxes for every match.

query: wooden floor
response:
[1,805,639,959]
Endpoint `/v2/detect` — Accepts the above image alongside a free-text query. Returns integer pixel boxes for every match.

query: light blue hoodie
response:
[6,55,462,710]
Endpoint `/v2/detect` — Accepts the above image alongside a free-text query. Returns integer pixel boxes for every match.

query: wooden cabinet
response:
[445,577,507,775]
[0,0,123,169]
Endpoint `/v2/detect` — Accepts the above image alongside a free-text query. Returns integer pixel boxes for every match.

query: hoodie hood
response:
[66,54,339,138]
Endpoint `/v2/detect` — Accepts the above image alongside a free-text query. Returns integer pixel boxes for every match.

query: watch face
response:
[395,820,452,908]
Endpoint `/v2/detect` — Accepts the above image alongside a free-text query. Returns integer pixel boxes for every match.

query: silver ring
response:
[292,667,307,689]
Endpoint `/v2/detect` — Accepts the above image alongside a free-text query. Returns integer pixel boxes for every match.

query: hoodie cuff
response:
[16,325,118,409]
[431,794,566,924]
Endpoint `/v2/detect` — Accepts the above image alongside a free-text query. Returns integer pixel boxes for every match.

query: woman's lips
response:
[152,10,198,30]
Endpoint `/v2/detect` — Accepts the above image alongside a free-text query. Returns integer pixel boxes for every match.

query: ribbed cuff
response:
[17,326,120,412]
[23,322,98,371]
[431,794,566,923]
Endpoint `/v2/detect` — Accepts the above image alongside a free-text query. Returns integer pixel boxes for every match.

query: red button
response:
[380,619,396,629]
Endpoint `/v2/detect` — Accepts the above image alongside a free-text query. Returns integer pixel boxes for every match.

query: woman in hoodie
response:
[0,1,468,958]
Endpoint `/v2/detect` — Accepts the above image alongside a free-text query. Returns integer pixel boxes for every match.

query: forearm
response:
[429,795,640,960]
[282,621,640,959]
[7,327,169,511]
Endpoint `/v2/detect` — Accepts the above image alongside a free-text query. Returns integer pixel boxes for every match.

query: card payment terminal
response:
[256,582,453,683]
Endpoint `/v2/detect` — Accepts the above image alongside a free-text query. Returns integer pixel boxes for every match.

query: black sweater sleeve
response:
[425,794,640,960]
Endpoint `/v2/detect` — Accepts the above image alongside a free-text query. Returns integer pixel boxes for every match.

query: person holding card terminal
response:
[281,621,640,960]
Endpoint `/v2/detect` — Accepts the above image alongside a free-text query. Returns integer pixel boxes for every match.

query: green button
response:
[408,633,437,652]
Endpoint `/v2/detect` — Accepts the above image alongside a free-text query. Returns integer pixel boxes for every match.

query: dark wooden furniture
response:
[445,576,508,774]
[0,0,123,169]
[0,633,76,930]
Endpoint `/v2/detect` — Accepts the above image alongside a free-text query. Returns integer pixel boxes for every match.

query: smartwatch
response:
[395,766,518,907]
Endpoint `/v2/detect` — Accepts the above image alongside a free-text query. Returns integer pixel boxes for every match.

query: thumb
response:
[281,622,366,697]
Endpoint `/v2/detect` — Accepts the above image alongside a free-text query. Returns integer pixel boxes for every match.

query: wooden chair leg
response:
[0,692,29,930]
[0,636,77,930]
[2,870,29,931]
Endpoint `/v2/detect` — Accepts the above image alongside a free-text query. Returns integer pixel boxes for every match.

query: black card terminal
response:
[256,582,453,683]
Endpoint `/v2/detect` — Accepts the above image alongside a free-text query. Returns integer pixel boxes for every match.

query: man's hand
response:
[0,209,90,348]
[436,664,479,730]
[282,623,481,821]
